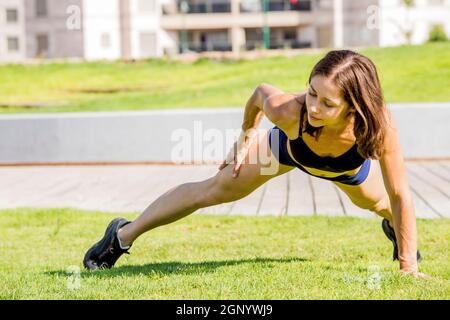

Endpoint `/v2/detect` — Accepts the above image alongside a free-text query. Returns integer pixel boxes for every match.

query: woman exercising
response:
[83,50,429,279]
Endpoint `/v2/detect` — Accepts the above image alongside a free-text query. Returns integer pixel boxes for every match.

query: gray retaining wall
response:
[0,103,449,164]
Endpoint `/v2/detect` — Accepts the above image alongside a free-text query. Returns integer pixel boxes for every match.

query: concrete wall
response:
[0,104,449,164]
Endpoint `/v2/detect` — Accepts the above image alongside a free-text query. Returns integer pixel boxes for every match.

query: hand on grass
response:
[400,269,433,280]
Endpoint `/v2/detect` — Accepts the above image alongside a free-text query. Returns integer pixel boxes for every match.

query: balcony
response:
[241,0,312,13]
[163,1,231,15]
[180,42,233,53]
[161,0,325,31]
[161,11,317,30]
[178,38,311,53]
[163,0,312,15]
[245,39,311,50]
[185,3,231,13]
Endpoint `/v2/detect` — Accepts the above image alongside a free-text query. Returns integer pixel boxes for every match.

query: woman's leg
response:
[332,160,393,223]
[118,130,295,246]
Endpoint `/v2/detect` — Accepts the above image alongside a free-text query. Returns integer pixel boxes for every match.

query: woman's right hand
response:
[218,129,258,178]
[400,269,433,280]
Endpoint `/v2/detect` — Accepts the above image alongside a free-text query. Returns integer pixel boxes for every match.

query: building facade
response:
[160,0,335,55]
[0,0,449,63]
[0,0,171,61]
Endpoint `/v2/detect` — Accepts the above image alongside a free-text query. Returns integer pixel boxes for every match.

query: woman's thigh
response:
[332,160,390,211]
[206,129,295,203]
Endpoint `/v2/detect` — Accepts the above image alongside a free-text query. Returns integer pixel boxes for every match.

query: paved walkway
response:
[0,160,449,218]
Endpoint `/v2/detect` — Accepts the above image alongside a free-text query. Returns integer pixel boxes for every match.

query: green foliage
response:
[428,25,449,42]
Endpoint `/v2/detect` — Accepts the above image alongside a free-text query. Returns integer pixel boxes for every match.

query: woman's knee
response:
[357,196,391,216]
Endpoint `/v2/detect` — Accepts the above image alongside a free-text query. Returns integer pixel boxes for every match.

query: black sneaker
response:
[83,218,132,270]
[381,218,422,263]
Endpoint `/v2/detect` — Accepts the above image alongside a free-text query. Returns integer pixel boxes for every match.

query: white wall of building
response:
[0,0,26,63]
[130,0,159,58]
[82,0,122,60]
[161,30,179,56]
[379,0,450,47]
[154,0,177,58]
[129,0,168,58]
[82,0,176,60]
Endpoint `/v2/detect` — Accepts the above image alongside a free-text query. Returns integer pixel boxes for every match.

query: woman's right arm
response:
[219,83,285,175]
[241,83,285,132]
[219,84,303,176]
[242,83,304,136]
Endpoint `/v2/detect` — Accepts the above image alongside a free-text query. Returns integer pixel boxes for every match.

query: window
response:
[36,0,47,17]
[101,33,111,48]
[6,9,18,23]
[284,29,297,40]
[241,0,262,13]
[7,37,19,52]
[290,0,312,11]
[36,34,49,56]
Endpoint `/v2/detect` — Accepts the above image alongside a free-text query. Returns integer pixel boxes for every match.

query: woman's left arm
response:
[379,116,428,278]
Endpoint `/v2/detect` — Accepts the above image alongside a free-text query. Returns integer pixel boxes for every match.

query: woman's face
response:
[305,75,353,131]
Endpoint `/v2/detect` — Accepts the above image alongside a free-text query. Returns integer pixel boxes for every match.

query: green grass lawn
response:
[0,208,448,300]
[1,43,449,114]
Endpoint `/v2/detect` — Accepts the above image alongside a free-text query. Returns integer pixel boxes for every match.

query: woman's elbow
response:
[262,96,282,123]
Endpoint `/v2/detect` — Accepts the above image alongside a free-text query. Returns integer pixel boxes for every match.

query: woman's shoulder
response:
[294,92,306,106]
[273,92,305,139]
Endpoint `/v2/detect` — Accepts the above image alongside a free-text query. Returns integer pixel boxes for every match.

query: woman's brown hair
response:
[300,50,391,159]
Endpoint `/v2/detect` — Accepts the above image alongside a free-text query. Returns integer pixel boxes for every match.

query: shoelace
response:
[96,246,130,268]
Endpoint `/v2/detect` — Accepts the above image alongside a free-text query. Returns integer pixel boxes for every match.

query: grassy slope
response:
[0,42,449,114]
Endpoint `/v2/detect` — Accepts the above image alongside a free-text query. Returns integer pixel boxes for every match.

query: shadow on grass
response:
[46,256,308,279]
